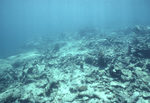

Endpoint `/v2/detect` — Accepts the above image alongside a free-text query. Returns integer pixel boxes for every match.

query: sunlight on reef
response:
[0,26,150,103]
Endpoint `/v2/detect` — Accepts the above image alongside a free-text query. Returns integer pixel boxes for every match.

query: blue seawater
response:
[0,0,150,58]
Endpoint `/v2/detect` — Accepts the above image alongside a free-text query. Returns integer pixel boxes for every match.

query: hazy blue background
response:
[0,0,150,58]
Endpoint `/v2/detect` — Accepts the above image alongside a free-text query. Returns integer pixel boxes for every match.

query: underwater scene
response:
[0,0,150,103]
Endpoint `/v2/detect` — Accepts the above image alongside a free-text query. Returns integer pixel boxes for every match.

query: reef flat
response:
[0,25,150,103]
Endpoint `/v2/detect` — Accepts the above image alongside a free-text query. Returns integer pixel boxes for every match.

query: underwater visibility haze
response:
[0,0,150,57]
[0,0,150,103]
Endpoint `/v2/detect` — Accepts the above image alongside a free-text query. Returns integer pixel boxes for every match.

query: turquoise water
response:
[0,1,150,103]
[0,0,150,58]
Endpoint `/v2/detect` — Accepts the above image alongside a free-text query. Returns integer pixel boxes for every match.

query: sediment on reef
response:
[0,25,150,103]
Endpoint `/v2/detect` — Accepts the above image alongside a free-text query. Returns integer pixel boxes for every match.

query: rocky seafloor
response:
[0,25,150,103]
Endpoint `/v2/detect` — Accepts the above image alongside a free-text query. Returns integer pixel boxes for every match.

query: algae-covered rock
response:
[78,86,87,92]
[1,26,150,103]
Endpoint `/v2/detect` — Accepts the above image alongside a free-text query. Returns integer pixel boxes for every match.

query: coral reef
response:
[0,25,150,103]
